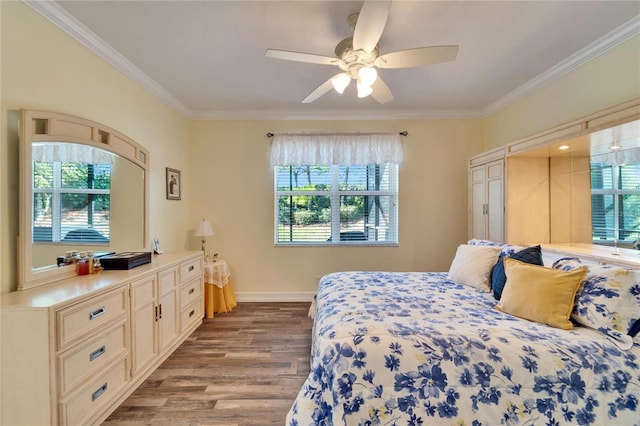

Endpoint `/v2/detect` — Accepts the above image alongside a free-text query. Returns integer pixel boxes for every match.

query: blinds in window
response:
[591,162,640,244]
[270,133,404,166]
[275,164,398,244]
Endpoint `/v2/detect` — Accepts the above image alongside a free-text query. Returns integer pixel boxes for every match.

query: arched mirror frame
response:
[505,98,640,257]
[18,110,149,290]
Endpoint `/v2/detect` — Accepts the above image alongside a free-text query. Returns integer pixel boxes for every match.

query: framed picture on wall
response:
[166,167,181,200]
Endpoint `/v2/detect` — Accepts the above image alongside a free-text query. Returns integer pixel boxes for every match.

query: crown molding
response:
[188,108,484,121]
[23,0,194,118]
[482,15,640,117]
[23,1,640,121]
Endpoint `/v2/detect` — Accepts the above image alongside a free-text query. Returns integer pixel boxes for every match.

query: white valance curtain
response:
[270,133,404,166]
[32,142,115,164]
[591,148,640,166]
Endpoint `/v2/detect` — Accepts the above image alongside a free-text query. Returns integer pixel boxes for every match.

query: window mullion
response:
[614,165,621,242]
[52,162,62,241]
[331,165,340,243]
[389,164,398,241]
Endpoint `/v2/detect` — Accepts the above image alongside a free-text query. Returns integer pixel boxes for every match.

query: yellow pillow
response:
[495,258,588,330]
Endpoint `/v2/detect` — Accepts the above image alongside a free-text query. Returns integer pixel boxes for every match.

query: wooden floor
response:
[104,302,313,426]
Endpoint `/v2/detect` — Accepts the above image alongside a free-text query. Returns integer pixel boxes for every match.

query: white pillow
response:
[448,244,502,291]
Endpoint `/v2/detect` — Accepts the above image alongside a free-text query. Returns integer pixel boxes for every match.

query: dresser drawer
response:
[58,320,128,395]
[60,357,129,426]
[179,257,202,285]
[57,286,128,350]
[181,299,203,333]
[180,277,202,310]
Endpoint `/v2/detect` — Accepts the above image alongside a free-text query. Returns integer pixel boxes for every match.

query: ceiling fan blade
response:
[302,76,338,103]
[371,77,393,104]
[265,49,337,66]
[376,45,459,69]
[352,0,392,54]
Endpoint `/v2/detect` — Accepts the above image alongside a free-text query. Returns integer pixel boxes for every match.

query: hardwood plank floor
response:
[103,302,313,426]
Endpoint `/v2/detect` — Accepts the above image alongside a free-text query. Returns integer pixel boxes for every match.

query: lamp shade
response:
[358,67,377,86]
[331,73,351,94]
[195,219,214,237]
[357,80,373,98]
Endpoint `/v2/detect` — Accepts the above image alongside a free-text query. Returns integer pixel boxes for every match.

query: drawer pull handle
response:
[92,383,108,401]
[189,309,195,318]
[89,345,106,362]
[159,304,162,319]
[189,288,195,295]
[89,306,106,320]
[189,265,194,272]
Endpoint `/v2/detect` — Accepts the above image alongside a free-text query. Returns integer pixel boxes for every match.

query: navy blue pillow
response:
[491,245,543,300]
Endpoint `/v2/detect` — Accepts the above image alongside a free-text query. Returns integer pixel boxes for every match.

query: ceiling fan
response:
[265,0,458,104]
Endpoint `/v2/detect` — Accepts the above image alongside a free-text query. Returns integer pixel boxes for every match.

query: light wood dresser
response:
[1,251,204,425]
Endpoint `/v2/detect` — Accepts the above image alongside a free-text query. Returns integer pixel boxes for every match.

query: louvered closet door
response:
[470,166,488,239]
[469,159,504,242]
[486,161,504,243]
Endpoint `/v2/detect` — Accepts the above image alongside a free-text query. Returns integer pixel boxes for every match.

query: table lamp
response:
[194,219,214,252]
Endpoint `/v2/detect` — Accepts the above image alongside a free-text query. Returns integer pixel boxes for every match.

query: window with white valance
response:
[271,133,403,246]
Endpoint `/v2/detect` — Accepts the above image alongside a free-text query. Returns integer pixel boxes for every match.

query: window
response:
[591,161,640,247]
[275,164,398,245]
[33,160,111,243]
[270,131,404,245]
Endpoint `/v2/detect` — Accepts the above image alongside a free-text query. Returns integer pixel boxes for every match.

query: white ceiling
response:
[29,1,640,120]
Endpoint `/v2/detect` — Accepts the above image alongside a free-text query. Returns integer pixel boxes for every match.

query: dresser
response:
[0,251,204,425]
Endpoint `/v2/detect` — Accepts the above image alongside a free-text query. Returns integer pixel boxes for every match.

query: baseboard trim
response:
[235,292,315,302]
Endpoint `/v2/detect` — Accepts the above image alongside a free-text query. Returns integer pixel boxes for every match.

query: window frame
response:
[274,163,399,246]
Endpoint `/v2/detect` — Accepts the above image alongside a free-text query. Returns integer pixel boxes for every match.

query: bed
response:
[286,241,640,425]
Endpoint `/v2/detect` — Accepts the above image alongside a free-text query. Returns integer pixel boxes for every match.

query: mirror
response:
[19,110,149,290]
[508,116,640,250]
[555,120,640,248]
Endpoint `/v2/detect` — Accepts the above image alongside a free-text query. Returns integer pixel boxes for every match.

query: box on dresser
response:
[99,252,152,270]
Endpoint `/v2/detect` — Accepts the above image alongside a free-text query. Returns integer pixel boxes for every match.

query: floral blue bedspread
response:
[287,271,640,426]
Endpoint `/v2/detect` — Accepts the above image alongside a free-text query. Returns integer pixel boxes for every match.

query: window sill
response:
[275,242,399,248]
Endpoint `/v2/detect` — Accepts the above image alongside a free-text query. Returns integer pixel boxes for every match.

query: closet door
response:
[469,158,504,243]
[470,166,488,240]
[486,161,504,243]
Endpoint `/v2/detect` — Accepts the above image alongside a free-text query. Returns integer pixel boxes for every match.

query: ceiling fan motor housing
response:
[334,37,379,79]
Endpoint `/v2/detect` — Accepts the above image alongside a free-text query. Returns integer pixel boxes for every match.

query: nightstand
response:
[203,259,237,318]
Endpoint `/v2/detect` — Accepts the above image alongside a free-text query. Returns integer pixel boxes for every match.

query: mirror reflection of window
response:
[591,161,640,248]
[589,120,640,249]
[32,143,113,244]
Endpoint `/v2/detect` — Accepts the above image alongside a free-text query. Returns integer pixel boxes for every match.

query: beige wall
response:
[1,2,480,297]
[188,119,481,296]
[483,35,640,150]
[1,2,190,294]
[3,3,639,297]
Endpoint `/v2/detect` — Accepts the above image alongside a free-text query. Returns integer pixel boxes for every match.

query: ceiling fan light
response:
[358,67,378,86]
[357,80,373,98]
[331,73,351,94]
